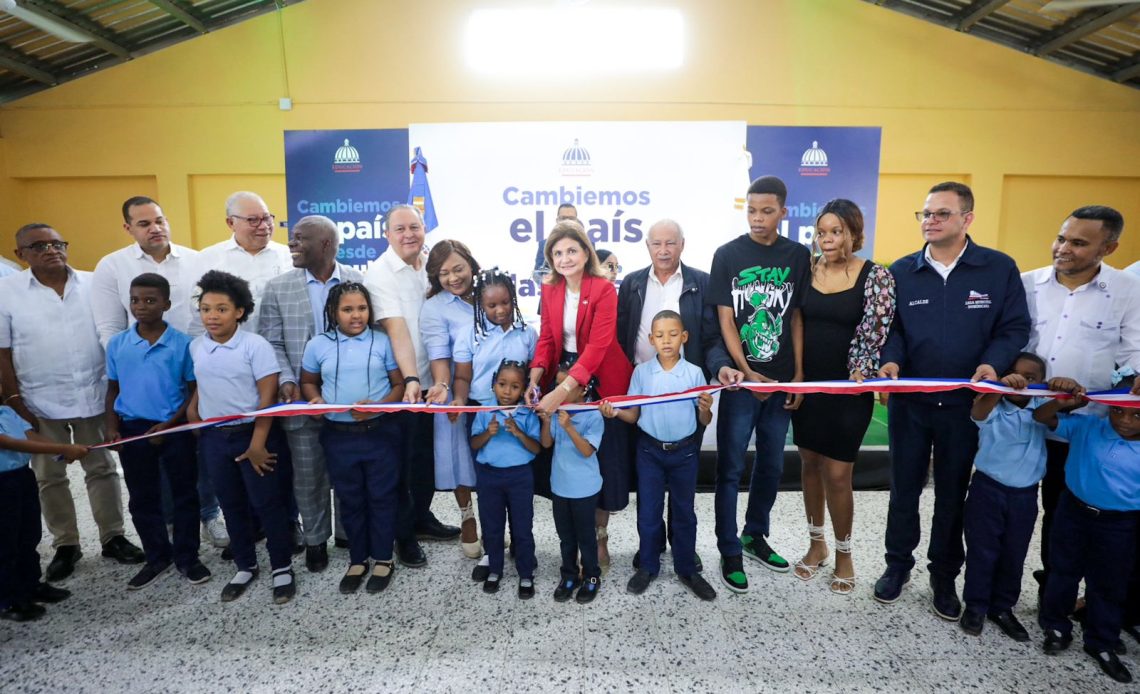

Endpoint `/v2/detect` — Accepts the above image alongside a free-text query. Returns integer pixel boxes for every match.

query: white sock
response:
[272,568,293,588]
[519,578,533,588]
[477,555,490,567]
[229,570,254,585]
[487,573,500,582]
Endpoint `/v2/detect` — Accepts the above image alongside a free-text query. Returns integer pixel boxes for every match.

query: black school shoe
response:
[305,544,329,573]
[679,573,716,601]
[32,582,70,603]
[220,569,259,602]
[272,569,296,604]
[930,575,962,621]
[1043,629,1073,655]
[553,577,578,602]
[340,564,368,594]
[626,570,655,595]
[1084,645,1133,684]
[988,611,1029,642]
[182,562,212,585]
[395,541,427,568]
[416,516,461,541]
[632,550,704,574]
[366,562,394,594]
[45,545,82,582]
[483,574,501,594]
[0,601,46,622]
[518,578,535,600]
[127,562,173,590]
[101,535,145,564]
[576,576,600,604]
[959,609,985,636]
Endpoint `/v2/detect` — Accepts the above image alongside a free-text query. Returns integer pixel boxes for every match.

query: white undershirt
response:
[563,289,580,353]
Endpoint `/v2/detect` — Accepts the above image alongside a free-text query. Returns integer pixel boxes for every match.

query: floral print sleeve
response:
[847,263,896,378]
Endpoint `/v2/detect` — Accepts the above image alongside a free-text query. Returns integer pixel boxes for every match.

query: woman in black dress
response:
[791,199,895,594]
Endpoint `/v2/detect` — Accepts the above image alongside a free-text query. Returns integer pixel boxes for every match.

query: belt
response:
[212,422,253,434]
[640,431,698,452]
[323,417,386,433]
[1070,492,1138,518]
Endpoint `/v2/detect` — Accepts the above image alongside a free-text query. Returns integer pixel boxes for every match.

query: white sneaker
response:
[202,517,230,548]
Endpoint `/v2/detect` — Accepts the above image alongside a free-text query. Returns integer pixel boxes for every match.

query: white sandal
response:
[830,534,856,595]
[459,500,482,559]
[793,520,829,581]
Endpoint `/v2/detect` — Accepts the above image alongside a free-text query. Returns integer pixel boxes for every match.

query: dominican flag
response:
[409,146,439,232]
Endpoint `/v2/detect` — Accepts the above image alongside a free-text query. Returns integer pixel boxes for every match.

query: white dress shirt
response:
[90,242,200,345]
[924,240,969,281]
[634,266,685,365]
[187,236,292,335]
[0,268,107,419]
[1023,264,1140,413]
[364,248,432,384]
[1126,260,1140,277]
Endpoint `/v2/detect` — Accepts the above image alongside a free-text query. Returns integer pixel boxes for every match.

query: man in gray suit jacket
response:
[259,215,363,573]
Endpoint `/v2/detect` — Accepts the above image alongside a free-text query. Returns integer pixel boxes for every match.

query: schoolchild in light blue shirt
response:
[301,283,404,595]
[541,363,605,604]
[960,353,1055,639]
[453,269,537,406]
[602,310,714,600]
[0,405,87,621]
[104,273,206,589]
[1035,375,1140,682]
[470,360,541,597]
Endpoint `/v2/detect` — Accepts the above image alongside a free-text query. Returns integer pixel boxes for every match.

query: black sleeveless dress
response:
[791,261,874,463]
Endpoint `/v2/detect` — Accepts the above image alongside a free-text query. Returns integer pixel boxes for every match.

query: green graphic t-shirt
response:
[707,234,811,381]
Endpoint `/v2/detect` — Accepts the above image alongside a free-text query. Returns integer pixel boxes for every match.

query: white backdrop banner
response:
[408,121,751,317]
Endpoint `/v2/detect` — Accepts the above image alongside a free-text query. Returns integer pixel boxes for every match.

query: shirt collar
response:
[335,328,371,343]
[202,329,243,352]
[304,266,342,285]
[130,322,173,347]
[380,246,423,274]
[922,239,969,269]
[1041,263,1116,294]
[648,264,683,288]
[131,243,182,261]
[27,266,78,290]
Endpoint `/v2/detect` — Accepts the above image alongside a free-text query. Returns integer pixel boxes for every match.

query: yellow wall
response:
[1,0,1138,271]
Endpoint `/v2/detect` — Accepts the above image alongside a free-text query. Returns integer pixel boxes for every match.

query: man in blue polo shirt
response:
[875,181,1030,621]
[105,273,209,590]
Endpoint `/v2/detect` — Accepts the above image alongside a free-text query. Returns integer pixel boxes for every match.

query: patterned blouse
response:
[847,263,896,378]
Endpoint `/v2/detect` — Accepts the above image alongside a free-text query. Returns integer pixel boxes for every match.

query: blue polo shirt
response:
[550,410,604,499]
[106,323,195,422]
[971,398,1048,489]
[455,323,538,405]
[471,408,540,468]
[1055,413,1140,511]
[0,406,32,473]
[190,330,280,423]
[628,357,706,442]
[301,328,398,423]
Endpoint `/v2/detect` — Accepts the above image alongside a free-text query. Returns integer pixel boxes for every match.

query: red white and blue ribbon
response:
[92,378,1138,449]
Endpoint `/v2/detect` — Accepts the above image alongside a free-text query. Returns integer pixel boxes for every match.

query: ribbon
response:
[92,378,1138,449]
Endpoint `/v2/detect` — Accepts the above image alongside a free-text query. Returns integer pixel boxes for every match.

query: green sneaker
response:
[741,534,791,573]
[720,554,749,594]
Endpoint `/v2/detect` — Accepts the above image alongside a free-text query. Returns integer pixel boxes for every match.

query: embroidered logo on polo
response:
[965,290,991,310]
[731,266,793,363]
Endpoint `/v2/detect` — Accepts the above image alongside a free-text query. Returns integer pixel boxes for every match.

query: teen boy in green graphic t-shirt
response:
[706,175,811,594]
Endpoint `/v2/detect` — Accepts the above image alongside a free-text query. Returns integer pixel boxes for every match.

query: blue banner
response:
[746,126,882,257]
[284,129,409,269]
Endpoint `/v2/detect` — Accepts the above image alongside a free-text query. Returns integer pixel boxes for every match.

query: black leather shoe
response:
[930,575,961,621]
[305,544,328,573]
[45,545,82,582]
[1123,624,1140,645]
[416,516,461,541]
[272,570,296,604]
[679,573,716,601]
[395,541,427,568]
[366,562,394,594]
[626,570,655,595]
[553,577,578,602]
[959,609,985,635]
[518,579,535,600]
[1043,628,1073,655]
[988,610,1029,642]
[32,582,70,603]
[872,568,910,604]
[483,574,501,594]
[0,601,46,622]
[334,537,350,549]
[1084,645,1133,683]
[471,562,490,582]
[339,564,368,594]
[101,536,145,564]
[220,569,259,602]
[575,576,600,604]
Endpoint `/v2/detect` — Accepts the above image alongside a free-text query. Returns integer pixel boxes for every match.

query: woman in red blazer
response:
[527,220,632,571]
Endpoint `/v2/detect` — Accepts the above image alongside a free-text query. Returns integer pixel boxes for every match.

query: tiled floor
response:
[0,465,1129,693]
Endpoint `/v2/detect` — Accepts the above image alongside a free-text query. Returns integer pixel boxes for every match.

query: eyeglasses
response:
[604,262,622,274]
[20,240,68,253]
[229,214,276,228]
[914,210,966,222]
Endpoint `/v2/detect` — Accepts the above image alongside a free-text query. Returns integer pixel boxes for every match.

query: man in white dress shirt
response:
[1022,205,1140,594]
[187,191,292,335]
[363,204,458,565]
[90,197,228,549]
[0,224,144,581]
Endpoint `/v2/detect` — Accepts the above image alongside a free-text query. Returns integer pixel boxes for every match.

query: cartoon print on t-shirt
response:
[731,265,793,363]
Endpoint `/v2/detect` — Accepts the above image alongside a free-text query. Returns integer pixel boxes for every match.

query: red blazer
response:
[532,274,632,398]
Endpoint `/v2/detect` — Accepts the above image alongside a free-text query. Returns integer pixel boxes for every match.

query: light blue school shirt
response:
[0,406,32,473]
[1055,413,1140,511]
[420,292,474,362]
[454,323,538,405]
[190,330,280,423]
[301,328,398,423]
[471,408,541,468]
[106,323,195,422]
[971,398,1048,489]
[305,267,341,335]
[628,357,706,442]
[550,410,604,499]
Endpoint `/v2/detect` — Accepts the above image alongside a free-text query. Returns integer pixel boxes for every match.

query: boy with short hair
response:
[105,273,209,590]
[602,310,715,600]
[0,405,85,621]
[1034,379,1140,684]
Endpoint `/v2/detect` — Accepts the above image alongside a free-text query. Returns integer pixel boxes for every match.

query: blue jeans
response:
[319,419,400,565]
[962,471,1037,615]
[636,435,699,577]
[475,462,536,578]
[713,388,791,557]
